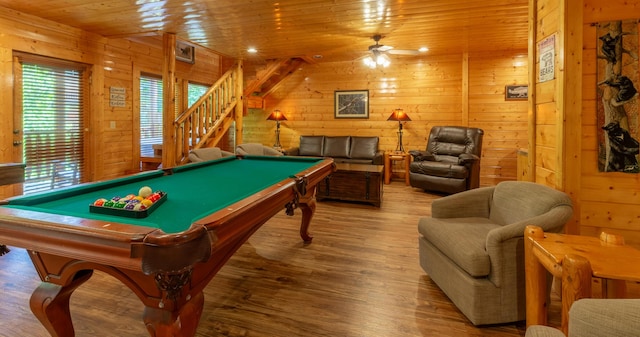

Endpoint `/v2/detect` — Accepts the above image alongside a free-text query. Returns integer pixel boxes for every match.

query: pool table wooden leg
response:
[29,269,93,337]
[298,195,316,243]
[143,291,204,337]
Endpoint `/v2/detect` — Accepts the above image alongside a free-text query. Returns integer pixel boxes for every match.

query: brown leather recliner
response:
[409,126,483,194]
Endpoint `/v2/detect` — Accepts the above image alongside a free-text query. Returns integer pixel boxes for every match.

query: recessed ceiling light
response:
[419,47,429,52]
[247,47,257,53]
[313,55,323,59]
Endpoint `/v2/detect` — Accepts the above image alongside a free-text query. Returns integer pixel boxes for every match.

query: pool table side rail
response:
[0,206,152,271]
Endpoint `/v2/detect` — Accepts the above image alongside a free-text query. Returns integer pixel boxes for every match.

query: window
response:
[140,74,163,157]
[188,82,209,106]
[20,59,85,195]
[139,77,210,159]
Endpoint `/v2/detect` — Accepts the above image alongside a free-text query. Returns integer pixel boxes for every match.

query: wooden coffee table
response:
[524,225,640,334]
[316,163,383,207]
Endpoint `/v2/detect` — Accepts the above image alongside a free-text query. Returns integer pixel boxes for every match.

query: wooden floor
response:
[0,181,549,337]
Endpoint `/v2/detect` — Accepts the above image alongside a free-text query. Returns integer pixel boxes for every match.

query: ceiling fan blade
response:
[387,49,421,55]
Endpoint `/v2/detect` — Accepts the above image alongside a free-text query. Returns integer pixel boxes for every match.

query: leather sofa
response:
[285,136,383,165]
[409,126,483,194]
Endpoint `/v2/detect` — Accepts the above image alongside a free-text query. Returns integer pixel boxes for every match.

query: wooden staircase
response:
[145,57,307,170]
[243,58,306,109]
[173,64,241,164]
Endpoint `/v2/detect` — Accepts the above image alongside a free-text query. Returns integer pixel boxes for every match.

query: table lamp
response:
[267,109,287,148]
[387,108,411,152]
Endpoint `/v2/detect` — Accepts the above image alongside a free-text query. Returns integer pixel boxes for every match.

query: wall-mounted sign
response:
[110,86,126,107]
[538,34,556,83]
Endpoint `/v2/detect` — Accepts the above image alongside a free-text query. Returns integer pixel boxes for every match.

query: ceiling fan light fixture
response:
[376,53,391,67]
[363,56,377,68]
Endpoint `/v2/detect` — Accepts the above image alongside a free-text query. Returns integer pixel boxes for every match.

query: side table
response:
[524,225,640,335]
[384,152,410,185]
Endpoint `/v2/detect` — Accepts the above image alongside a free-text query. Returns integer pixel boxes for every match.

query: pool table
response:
[0,155,334,337]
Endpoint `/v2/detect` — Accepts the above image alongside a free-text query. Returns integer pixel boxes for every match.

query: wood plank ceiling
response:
[0,0,529,63]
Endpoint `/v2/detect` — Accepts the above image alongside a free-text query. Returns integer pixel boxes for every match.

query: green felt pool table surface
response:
[2,155,324,234]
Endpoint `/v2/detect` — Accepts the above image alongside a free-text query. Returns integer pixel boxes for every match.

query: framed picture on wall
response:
[176,41,195,64]
[505,85,528,100]
[334,90,369,118]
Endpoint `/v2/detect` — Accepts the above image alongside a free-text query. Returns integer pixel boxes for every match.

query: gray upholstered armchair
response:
[525,299,640,337]
[188,147,234,162]
[418,181,573,325]
[235,143,283,156]
[409,126,483,194]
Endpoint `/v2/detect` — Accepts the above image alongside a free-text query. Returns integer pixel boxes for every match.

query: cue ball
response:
[139,186,153,198]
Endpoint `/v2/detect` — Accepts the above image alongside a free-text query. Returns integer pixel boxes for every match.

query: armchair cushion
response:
[569,299,640,337]
[411,161,469,179]
[419,217,496,276]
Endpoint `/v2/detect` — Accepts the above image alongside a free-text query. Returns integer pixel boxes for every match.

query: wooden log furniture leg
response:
[560,254,592,335]
[524,225,548,328]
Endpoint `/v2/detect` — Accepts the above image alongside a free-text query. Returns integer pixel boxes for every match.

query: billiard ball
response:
[93,198,107,206]
[147,193,161,202]
[139,186,153,198]
[121,194,136,201]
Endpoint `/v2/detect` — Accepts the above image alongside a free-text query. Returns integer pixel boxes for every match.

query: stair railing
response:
[173,64,240,164]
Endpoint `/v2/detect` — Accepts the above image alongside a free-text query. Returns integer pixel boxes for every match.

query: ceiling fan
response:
[363,35,423,68]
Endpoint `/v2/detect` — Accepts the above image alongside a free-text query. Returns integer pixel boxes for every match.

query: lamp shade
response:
[387,109,411,122]
[267,109,287,121]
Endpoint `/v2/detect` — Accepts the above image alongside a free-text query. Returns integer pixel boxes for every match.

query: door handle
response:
[13,141,22,146]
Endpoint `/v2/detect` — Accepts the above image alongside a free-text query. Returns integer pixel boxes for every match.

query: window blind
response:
[140,74,163,157]
[21,61,84,195]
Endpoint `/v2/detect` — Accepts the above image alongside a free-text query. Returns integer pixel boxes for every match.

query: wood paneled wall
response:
[531,0,563,188]
[580,0,640,245]
[0,7,225,199]
[243,51,529,187]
